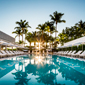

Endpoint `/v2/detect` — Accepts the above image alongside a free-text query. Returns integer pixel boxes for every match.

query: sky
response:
[0,0,85,43]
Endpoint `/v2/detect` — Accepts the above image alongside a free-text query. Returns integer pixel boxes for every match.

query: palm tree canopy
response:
[50,11,66,24]
[25,32,33,43]
[75,20,85,29]
[16,20,31,28]
[36,24,46,32]
[12,29,21,38]
[45,21,55,34]
[14,19,31,43]
[12,29,21,34]
[15,20,31,35]
[32,31,37,42]
[23,28,28,34]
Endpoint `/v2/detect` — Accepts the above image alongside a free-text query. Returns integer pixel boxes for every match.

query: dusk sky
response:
[0,0,85,42]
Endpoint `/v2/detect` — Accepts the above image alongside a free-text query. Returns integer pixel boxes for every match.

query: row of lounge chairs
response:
[0,50,25,58]
[54,50,85,58]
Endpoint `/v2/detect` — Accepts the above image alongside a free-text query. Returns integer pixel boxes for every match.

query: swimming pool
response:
[0,54,85,85]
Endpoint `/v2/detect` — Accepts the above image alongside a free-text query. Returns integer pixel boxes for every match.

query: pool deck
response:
[0,54,27,61]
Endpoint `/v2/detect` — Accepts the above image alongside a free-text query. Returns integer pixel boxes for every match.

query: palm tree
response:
[25,32,33,50]
[75,20,85,36]
[15,20,31,44]
[43,33,50,49]
[49,36,55,49]
[45,21,55,36]
[45,21,55,49]
[36,24,46,42]
[12,28,21,43]
[58,33,66,45]
[76,20,85,29]
[50,11,66,39]
[32,31,37,47]
[23,28,28,46]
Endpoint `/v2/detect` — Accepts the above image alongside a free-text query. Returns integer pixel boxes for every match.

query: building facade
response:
[0,31,15,43]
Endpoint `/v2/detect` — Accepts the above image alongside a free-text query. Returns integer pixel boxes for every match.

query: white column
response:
[12,46,13,51]
[5,46,7,51]
[32,50,33,54]
[36,50,37,54]
[28,50,30,54]
[46,49,48,56]
[0,45,1,52]
[43,50,44,54]
[16,47,17,51]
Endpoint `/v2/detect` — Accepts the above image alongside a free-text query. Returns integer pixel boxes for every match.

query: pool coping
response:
[53,54,85,62]
[0,54,27,61]
[0,54,85,62]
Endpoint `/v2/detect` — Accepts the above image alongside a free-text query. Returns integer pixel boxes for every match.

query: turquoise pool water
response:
[0,54,85,85]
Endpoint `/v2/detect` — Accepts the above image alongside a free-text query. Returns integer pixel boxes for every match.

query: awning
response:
[0,39,24,48]
[58,36,85,48]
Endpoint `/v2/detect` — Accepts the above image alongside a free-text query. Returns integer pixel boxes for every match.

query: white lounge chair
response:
[61,51,66,55]
[79,51,85,58]
[18,51,24,55]
[66,51,72,56]
[9,51,15,56]
[0,52,6,58]
[63,51,69,55]
[13,51,19,55]
[19,51,24,55]
[71,51,82,57]
[69,50,76,56]
[5,51,13,56]
[53,52,57,55]
[57,51,63,55]
[13,51,24,55]
[1,50,10,56]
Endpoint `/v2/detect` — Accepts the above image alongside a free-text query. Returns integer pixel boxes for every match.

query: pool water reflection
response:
[0,54,85,85]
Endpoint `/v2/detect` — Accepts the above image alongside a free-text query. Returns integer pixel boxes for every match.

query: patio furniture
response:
[66,51,72,56]
[0,52,6,58]
[6,51,13,56]
[71,51,82,57]
[1,50,11,56]
[79,51,85,58]
[69,50,76,56]
[63,51,69,55]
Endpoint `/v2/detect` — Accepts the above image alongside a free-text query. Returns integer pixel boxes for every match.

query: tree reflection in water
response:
[12,61,31,85]
[36,72,55,85]
[12,71,31,85]
[58,63,85,85]
[12,54,85,85]
[53,55,85,85]
[25,55,65,85]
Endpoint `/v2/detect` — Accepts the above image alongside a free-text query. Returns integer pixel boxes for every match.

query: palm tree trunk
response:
[30,42,31,50]
[55,23,57,39]
[46,42,47,49]
[55,23,57,47]
[51,33,53,49]
[24,34,26,46]
[19,35,20,42]
[22,28,24,45]
[22,34,23,44]
[34,42,36,47]
[42,31,43,41]
[50,32,51,49]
